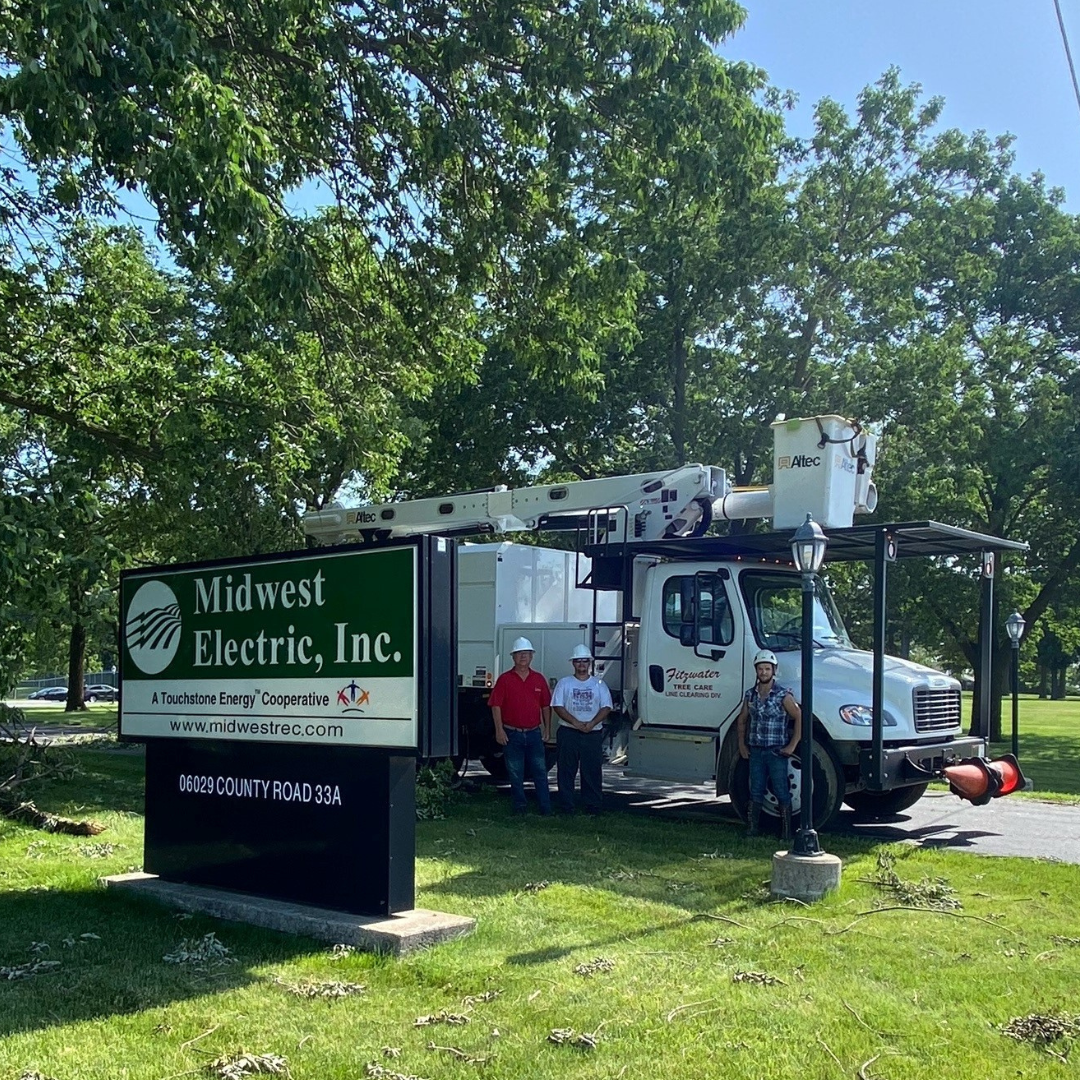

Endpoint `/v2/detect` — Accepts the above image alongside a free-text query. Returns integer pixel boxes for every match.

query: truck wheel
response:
[844,782,929,819]
[730,739,845,832]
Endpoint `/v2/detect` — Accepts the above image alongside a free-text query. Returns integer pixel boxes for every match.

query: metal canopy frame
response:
[585,520,1029,564]
[586,521,1029,792]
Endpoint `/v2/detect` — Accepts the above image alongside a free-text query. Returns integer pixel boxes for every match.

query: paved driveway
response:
[596,765,1080,864]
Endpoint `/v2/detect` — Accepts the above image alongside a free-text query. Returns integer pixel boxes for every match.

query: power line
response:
[1054,0,1080,122]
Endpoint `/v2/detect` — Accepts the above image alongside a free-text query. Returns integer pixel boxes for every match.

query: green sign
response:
[120,546,418,748]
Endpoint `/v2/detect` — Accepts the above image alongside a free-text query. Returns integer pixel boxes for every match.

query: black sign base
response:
[144,740,415,916]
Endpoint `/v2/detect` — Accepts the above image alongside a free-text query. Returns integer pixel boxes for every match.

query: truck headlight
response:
[839,704,897,727]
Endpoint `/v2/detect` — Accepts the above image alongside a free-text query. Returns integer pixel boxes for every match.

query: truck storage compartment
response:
[627,727,717,783]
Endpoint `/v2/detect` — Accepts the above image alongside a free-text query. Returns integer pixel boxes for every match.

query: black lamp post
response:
[791,513,828,857]
[1005,611,1025,759]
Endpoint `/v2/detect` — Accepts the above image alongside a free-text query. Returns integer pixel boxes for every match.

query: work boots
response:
[780,806,793,843]
[746,802,762,837]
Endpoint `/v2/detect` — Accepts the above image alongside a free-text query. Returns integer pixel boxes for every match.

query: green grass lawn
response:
[0,744,1078,1079]
[12,702,119,731]
[986,695,1080,800]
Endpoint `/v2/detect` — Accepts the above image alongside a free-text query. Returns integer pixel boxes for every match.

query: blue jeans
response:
[503,727,551,813]
[749,746,793,807]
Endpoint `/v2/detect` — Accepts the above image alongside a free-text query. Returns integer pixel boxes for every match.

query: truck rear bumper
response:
[859,736,985,790]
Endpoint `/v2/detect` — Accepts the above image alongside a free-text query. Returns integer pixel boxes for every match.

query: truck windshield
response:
[740,570,852,651]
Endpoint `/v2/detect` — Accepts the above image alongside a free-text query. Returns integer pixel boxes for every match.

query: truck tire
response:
[730,738,845,833]
[844,782,929,819]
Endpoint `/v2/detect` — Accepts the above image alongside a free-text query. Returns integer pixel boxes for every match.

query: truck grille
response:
[913,688,961,732]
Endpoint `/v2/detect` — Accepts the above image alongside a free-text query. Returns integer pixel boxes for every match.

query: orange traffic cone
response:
[990,754,1024,796]
[944,754,1025,806]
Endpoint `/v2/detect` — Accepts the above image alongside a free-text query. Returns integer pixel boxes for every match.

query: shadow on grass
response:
[0,885,321,1038]
[988,732,1080,797]
[418,787,885,913]
[504,912,709,966]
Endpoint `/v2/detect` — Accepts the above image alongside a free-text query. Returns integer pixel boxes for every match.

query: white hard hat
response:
[569,644,592,661]
[753,649,778,667]
[511,637,535,653]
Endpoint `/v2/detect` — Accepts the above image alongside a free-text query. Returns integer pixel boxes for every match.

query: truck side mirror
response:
[679,624,697,647]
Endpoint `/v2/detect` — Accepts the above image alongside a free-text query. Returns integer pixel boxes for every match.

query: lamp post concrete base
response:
[770,850,842,902]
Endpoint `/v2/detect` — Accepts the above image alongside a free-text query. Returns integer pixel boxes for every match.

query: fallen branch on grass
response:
[691,913,751,930]
[826,906,1018,936]
[666,999,718,1022]
[842,1000,895,1038]
[425,1042,490,1065]
[1,714,105,835]
[815,1035,844,1074]
[0,797,106,835]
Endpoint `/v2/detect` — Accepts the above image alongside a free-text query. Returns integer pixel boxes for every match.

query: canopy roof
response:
[587,520,1028,566]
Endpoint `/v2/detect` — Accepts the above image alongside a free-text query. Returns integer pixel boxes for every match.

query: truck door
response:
[640,566,745,731]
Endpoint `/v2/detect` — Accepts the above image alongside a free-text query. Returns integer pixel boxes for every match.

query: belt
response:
[502,724,539,732]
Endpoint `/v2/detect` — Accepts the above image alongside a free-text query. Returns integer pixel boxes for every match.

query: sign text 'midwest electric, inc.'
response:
[119,545,418,748]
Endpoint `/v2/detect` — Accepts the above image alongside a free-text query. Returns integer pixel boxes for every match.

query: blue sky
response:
[720,0,1079,207]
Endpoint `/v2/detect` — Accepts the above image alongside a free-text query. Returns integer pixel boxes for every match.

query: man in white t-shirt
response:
[551,644,613,815]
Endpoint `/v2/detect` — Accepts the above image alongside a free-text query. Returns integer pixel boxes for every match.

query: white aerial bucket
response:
[771,415,877,530]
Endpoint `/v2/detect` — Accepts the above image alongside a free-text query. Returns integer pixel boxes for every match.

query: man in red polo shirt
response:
[489,637,552,814]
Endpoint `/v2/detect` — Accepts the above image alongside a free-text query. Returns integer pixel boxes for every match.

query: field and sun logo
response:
[336,680,370,714]
[125,580,182,674]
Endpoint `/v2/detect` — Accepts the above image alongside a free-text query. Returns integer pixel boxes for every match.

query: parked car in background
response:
[84,684,119,703]
[28,686,68,701]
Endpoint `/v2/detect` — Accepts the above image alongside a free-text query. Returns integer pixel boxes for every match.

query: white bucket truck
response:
[304,415,1026,830]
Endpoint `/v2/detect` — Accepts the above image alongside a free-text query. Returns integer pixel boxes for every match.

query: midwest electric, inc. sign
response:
[119,545,418,748]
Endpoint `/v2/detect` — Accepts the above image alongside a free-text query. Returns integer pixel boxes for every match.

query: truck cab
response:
[626,555,971,826]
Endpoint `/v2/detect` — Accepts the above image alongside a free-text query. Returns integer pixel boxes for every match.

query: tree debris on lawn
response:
[328,943,356,961]
[573,957,615,977]
[709,937,736,948]
[164,932,237,969]
[381,1048,401,1058]
[19,1071,58,1080]
[77,841,116,858]
[1051,935,1080,947]
[547,1027,600,1050]
[731,969,784,986]
[1001,1013,1080,1049]
[523,880,550,892]
[864,851,960,910]
[277,978,366,999]
[207,1051,289,1079]
[2,798,106,836]
[365,1063,428,1080]
[426,1041,490,1065]
[1,958,61,980]
[461,989,500,1006]
[414,1010,469,1027]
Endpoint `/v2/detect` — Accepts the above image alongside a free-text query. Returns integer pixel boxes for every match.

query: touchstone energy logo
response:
[126,580,182,674]
[336,680,370,714]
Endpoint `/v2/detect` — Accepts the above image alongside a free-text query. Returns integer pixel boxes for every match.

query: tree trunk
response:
[967,642,1007,742]
[1039,662,1049,699]
[1053,664,1067,700]
[66,621,87,712]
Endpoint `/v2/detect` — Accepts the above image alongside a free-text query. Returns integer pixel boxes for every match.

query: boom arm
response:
[303,466,732,544]
[302,415,879,545]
